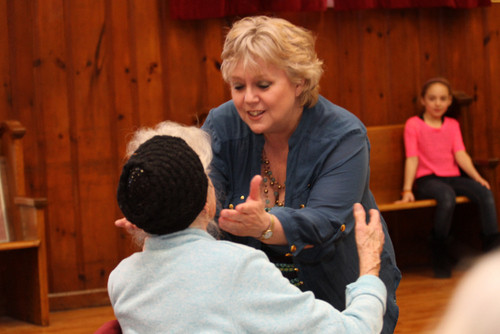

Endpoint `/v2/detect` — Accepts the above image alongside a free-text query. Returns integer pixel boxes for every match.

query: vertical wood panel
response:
[0,0,12,121]
[64,0,118,289]
[358,9,391,125]
[482,6,500,219]
[32,0,78,293]
[386,10,420,124]
[129,0,164,126]
[106,0,140,260]
[332,10,363,117]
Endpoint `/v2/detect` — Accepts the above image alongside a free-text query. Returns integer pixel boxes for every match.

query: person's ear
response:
[420,96,425,107]
[447,95,453,107]
[295,79,305,97]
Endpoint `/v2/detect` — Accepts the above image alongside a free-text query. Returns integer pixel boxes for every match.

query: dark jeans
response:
[415,175,498,239]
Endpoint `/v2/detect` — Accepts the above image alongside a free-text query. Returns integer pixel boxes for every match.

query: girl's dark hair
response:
[420,77,452,97]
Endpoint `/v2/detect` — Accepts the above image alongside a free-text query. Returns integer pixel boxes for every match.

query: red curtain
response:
[170,0,328,20]
[170,0,491,19]
[333,0,491,10]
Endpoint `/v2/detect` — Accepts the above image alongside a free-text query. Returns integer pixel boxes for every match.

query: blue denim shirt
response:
[202,95,401,333]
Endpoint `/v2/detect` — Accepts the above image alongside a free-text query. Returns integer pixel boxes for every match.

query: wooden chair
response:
[94,319,122,334]
[0,120,49,325]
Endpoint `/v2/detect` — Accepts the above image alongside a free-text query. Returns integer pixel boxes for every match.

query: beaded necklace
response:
[261,149,285,212]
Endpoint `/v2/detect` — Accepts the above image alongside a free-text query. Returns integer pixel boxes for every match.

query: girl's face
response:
[420,82,452,120]
[228,59,304,137]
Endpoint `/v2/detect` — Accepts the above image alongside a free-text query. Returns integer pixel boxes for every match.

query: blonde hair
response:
[221,16,324,108]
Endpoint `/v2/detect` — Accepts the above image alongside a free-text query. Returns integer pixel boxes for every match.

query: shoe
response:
[430,236,452,278]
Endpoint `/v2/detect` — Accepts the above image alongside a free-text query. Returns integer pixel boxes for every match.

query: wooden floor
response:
[0,266,466,333]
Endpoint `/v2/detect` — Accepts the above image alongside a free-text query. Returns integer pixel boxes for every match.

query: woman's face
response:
[228,59,304,137]
[420,83,452,119]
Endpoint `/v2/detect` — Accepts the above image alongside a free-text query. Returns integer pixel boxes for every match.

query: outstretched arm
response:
[353,203,384,277]
[455,150,490,189]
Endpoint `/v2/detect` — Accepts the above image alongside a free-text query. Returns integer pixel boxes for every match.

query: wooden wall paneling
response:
[441,9,488,159]
[63,0,118,295]
[309,11,343,108]
[128,0,165,127]
[32,0,78,298]
[0,0,12,121]
[197,18,230,125]
[482,5,500,224]
[357,9,391,126]
[416,9,445,88]
[6,0,42,195]
[106,0,141,260]
[160,12,208,125]
[330,10,363,118]
[385,9,420,125]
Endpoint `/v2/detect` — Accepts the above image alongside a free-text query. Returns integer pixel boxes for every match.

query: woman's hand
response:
[115,217,140,234]
[353,203,384,277]
[219,175,270,239]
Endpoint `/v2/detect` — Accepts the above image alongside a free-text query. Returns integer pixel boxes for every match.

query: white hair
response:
[125,121,212,173]
[434,249,500,334]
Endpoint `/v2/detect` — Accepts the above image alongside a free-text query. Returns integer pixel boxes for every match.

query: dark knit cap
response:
[117,135,208,235]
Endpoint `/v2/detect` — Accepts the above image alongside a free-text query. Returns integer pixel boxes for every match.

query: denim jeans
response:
[415,175,498,238]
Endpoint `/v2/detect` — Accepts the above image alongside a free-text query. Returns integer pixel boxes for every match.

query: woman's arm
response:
[455,150,490,189]
[397,156,418,202]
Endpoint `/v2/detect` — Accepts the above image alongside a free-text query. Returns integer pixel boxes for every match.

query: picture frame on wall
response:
[0,157,10,242]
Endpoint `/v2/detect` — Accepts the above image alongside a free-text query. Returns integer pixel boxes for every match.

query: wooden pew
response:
[0,120,49,326]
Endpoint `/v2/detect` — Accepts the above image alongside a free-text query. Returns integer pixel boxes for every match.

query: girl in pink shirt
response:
[399,77,499,278]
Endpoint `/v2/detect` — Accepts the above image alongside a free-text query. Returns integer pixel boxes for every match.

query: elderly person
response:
[201,15,400,333]
[109,121,387,333]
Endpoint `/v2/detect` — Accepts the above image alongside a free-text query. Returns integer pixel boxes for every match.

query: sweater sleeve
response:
[229,249,387,334]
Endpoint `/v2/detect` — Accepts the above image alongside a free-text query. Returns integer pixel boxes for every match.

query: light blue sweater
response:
[108,228,387,333]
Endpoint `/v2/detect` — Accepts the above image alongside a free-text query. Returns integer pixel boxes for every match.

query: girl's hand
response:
[395,191,415,203]
[219,175,271,239]
[474,176,491,189]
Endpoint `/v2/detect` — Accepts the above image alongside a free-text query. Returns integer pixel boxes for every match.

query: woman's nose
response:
[244,88,259,104]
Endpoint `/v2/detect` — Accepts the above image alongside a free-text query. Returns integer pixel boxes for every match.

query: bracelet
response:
[401,189,412,195]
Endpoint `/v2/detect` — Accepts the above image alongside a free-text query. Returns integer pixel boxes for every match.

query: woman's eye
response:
[258,82,271,89]
[233,84,244,91]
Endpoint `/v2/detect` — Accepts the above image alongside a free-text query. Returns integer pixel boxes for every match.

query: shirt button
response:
[290,245,297,252]
[340,224,346,232]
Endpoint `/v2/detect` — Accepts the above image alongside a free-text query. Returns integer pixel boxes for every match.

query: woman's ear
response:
[295,79,305,97]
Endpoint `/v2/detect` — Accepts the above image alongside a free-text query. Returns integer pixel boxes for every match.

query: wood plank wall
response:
[1,0,499,310]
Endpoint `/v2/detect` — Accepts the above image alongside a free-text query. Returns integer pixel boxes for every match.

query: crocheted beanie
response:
[117,135,208,235]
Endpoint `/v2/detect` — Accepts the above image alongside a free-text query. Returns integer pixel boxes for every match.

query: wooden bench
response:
[0,120,49,325]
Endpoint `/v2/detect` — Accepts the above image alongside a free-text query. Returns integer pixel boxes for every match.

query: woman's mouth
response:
[248,110,265,117]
